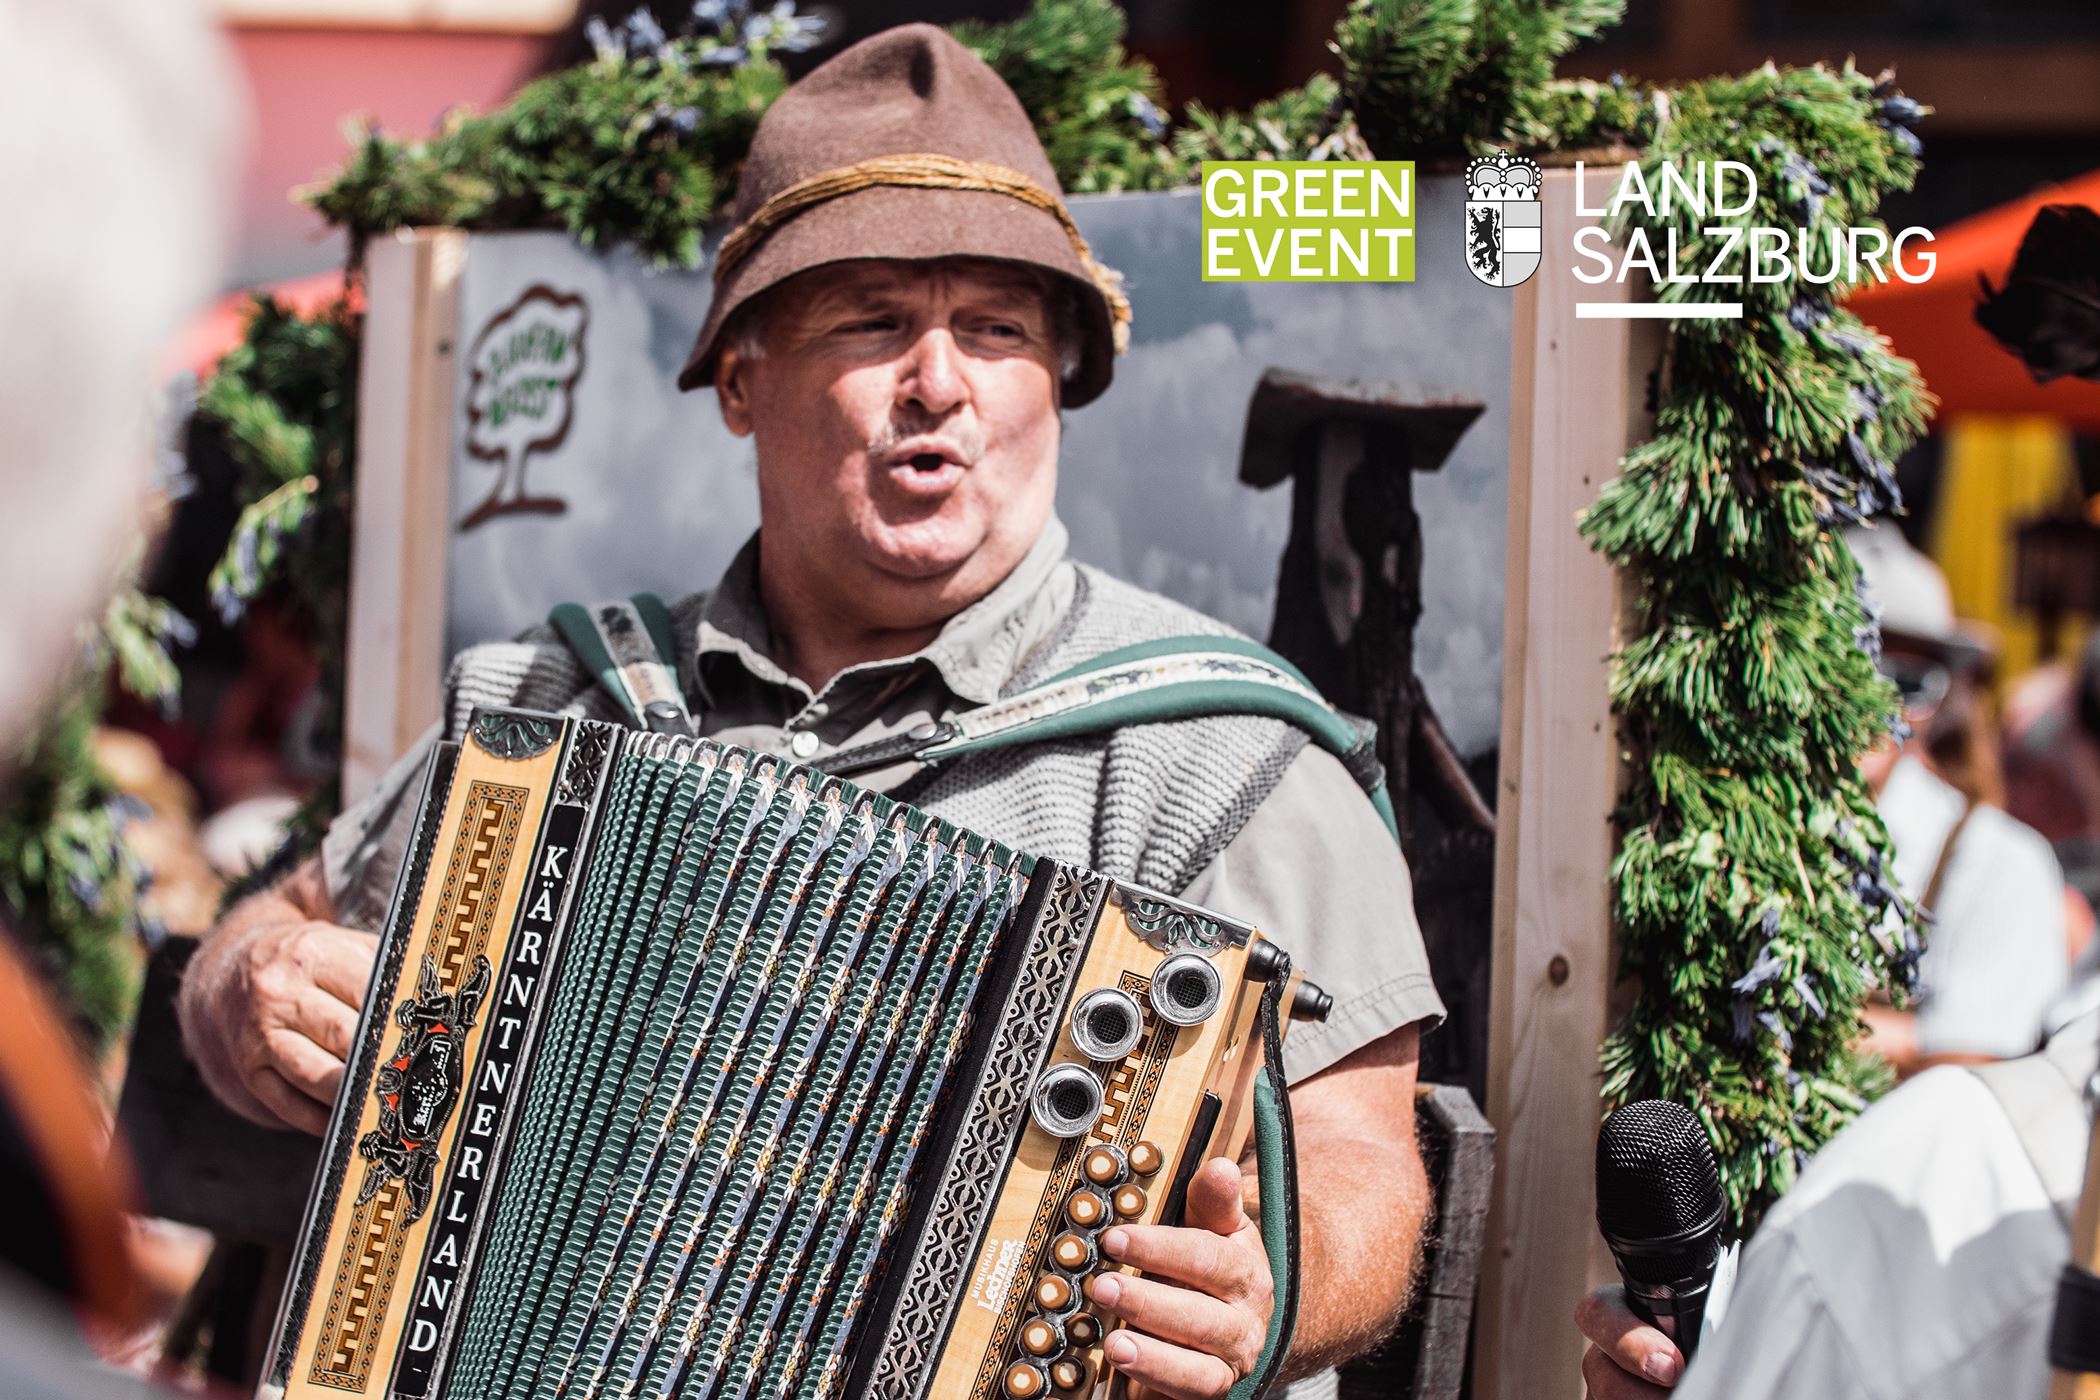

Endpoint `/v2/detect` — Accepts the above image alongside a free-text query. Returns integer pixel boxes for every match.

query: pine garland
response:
[953,0,1181,193]
[1580,62,1932,1227]
[0,583,192,1052]
[304,3,805,268]
[1334,0,1626,161]
[197,294,361,846]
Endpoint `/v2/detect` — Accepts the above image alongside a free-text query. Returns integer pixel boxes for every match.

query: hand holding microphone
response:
[1576,1099,1733,1398]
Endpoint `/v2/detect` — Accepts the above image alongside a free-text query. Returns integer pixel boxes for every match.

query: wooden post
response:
[342,229,465,803]
[1475,166,1659,1400]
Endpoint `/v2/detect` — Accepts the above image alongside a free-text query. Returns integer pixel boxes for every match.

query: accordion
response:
[263,708,1315,1400]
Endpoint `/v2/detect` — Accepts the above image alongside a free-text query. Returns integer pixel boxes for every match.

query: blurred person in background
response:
[1848,523,2070,1073]
[2003,633,2100,972]
[0,0,236,1377]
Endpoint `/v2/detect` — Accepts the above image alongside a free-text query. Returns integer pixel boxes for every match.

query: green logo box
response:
[1200,161,1417,283]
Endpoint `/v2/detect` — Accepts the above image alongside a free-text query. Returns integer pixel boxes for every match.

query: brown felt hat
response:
[677,23,1129,407]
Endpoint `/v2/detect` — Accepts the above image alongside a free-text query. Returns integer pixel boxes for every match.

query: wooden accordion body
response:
[262,709,1294,1400]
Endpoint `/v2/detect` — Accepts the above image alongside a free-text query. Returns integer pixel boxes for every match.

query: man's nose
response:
[899,327,967,416]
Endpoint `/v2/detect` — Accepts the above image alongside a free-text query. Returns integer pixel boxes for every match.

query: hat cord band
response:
[712,153,1132,353]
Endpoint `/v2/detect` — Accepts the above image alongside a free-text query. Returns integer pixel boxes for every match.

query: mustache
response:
[867,413,984,465]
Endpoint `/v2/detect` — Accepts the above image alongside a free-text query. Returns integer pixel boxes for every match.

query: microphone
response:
[1595,1099,1727,1359]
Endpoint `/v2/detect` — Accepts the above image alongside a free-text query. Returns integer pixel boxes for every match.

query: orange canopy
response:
[1850,169,2100,432]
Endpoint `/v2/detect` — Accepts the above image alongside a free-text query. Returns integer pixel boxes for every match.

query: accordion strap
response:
[547,593,696,736]
[543,604,1393,839]
[829,635,1398,840]
[1236,948,1302,1400]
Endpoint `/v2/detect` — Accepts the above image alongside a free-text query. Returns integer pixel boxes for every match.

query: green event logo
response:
[1201,161,1416,283]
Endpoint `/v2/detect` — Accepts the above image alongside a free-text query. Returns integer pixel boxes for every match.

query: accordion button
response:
[789,729,820,759]
[1065,1312,1103,1348]
[1034,1274,1075,1313]
[1050,1230,1096,1273]
[1081,1145,1127,1186]
[1066,1189,1109,1229]
[1020,1317,1064,1357]
[1112,1184,1148,1220]
[1050,1358,1090,1392]
[1128,1140,1164,1177]
[1003,1360,1050,1398]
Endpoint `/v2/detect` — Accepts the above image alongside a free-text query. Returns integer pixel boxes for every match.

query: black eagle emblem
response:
[355,954,493,1224]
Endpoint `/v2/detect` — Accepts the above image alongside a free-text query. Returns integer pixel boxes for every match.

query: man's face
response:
[1861,645,1949,789]
[715,257,1064,633]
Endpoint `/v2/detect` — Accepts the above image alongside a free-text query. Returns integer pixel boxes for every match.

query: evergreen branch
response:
[1582,62,1931,1229]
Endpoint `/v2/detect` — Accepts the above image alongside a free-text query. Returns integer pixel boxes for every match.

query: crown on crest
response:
[1466,151,1541,202]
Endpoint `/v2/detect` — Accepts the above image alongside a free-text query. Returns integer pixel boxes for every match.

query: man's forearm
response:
[1277,1128,1431,1378]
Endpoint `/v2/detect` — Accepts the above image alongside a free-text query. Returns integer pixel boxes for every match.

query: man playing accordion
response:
[181,24,1445,1399]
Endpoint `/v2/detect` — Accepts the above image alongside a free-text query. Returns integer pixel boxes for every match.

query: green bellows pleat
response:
[518,754,763,1394]
[440,745,1035,1400]
[533,768,824,1398]
[732,840,998,1400]
[451,749,661,1396]
[772,860,1033,1393]
[597,816,902,1396]
[474,754,704,1399]
[639,825,941,1399]
[563,782,858,1396]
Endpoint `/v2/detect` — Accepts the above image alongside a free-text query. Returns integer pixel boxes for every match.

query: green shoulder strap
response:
[1233,956,1302,1400]
[546,592,696,736]
[827,634,1397,840]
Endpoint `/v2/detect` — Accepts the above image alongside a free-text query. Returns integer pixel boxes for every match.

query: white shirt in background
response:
[1879,755,2068,1059]
[1676,983,2098,1400]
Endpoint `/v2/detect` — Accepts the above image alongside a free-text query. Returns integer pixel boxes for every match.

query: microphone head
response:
[1595,1099,1724,1254]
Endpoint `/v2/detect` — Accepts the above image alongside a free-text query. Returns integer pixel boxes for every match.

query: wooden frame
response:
[342,228,465,804]
[1475,166,1659,1400]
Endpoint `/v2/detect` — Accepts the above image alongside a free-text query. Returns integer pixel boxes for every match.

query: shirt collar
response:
[693,516,1070,708]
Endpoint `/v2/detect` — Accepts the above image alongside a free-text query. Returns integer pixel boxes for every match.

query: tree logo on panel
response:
[461,285,589,531]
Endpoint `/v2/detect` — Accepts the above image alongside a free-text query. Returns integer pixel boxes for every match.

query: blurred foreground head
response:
[0,0,237,766]
[0,0,236,1351]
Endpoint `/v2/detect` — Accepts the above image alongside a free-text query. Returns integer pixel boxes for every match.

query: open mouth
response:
[906,452,948,473]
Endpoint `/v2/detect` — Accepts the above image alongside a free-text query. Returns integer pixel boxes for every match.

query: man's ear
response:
[715,346,755,437]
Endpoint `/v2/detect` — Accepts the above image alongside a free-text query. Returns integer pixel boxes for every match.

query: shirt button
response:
[789,730,820,760]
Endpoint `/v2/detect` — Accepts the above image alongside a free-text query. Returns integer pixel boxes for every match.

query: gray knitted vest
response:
[437,563,1308,896]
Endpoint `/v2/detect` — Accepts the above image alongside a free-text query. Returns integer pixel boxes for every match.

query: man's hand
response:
[178,856,375,1135]
[1576,1286,1683,1399]
[1085,1157,1273,1400]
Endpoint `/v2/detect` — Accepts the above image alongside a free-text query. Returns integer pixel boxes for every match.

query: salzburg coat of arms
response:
[1464,151,1544,288]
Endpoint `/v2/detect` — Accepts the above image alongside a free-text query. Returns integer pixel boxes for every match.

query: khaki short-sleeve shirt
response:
[321,520,1445,1083]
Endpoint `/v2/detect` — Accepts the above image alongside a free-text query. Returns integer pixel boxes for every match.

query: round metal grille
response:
[1031,1063,1106,1138]
[1148,953,1222,1026]
[1070,988,1145,1060]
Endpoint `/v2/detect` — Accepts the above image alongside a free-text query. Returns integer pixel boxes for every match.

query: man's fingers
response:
[260,1026,346,1111]
[1179,1157,1246,1237]
[1582,1343,1673,1400]
[248,1065,331,1136]
[296,924,379,1007]
[287,981,360,1062]
[1086,1272,1258,1378]
[1574,1287,1682,1388]
[1100,1222,1268,1308]
[1101,1327,1237,1400]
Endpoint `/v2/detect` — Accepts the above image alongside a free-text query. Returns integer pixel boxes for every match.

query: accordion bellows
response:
[263,709,1301,1400]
